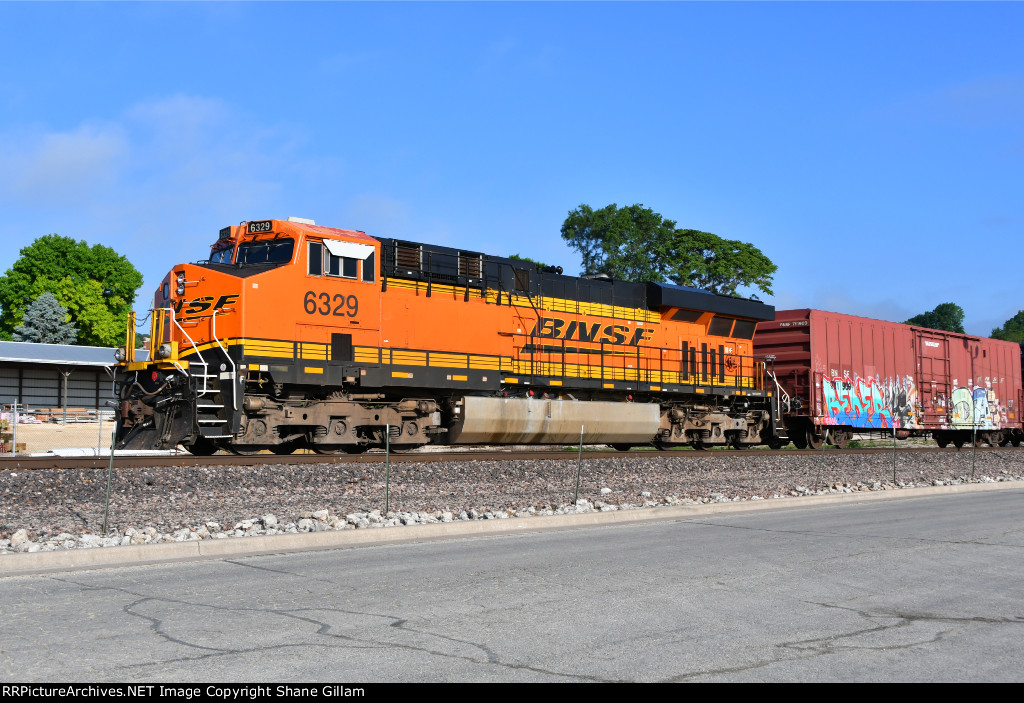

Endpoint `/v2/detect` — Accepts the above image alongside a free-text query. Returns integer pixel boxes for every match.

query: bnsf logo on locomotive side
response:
[171,294,241,316]
[530,316,654,346]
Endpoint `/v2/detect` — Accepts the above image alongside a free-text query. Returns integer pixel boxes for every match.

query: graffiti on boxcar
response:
[950,384,999,429]
[821,373,918,428]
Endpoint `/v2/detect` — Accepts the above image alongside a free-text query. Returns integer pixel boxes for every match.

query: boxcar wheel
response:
[832,430,850,449]
[953,437,965,449]
[805,429,824,450]
[935,435,950,448]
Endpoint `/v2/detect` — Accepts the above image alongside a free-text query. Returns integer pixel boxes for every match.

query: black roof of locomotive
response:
[377,237,774,321]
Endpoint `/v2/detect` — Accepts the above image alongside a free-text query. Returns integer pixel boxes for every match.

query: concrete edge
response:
[2,479,1020,577]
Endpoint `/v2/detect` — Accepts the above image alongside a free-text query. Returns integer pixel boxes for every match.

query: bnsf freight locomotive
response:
[114,218,779,454]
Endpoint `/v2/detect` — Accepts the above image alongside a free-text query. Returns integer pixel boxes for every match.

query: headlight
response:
[114,347,126,362]
[158,343,172,359]
[176,272,186,295]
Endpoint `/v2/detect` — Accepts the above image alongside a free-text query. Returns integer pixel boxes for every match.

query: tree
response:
[12,292,78,344]
[665,230,777,297]
[560,203,677,282]
[904,303,966,333]
[0,234,143,346]
[510,253,551,270]
[560,203,776,297]
[991,310,1024,343]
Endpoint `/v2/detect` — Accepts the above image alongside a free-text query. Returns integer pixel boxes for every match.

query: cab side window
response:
[308,242,323,276]
[327,254,358,279]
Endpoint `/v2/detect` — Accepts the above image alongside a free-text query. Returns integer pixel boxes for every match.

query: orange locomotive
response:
[115,218,779,454]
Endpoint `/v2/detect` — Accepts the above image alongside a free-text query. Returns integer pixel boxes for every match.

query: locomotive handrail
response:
[163,307,211,397]
[211,308,238,411]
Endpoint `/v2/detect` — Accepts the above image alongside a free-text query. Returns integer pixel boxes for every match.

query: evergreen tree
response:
[12,292,78,344]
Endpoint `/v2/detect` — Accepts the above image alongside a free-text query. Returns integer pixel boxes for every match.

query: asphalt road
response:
[3,488,1023,682]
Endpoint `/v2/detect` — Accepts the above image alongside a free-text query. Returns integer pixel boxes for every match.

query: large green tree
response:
[991,310,1024,343]
[0,234,143,346]
[560,203,776,297]
[904,302,966,333]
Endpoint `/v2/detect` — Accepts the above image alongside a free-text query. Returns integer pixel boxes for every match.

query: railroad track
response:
[1,445,1018,471]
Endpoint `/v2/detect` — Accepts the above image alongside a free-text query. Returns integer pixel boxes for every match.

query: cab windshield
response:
[209,246,234,264]
[235,238,295,266]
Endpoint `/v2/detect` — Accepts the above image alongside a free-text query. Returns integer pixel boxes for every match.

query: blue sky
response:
[1,1,1021,336]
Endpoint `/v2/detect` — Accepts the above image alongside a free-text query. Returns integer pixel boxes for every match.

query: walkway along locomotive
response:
[113,218,779,454]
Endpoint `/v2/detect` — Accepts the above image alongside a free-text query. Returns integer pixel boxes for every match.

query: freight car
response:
[113,218,779,454]
[755,309,1024,449]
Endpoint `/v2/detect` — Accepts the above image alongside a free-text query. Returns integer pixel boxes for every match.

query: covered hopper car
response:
[755,309,1024,449]
[114,218,780,454]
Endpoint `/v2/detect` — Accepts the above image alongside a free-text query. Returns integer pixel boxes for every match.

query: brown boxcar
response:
[755,309,1023,449]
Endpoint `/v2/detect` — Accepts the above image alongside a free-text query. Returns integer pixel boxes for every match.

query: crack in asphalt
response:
[45,573,616,682]
[660,599,1024,681]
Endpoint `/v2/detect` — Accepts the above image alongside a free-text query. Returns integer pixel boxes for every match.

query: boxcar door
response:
[915,330,949,430]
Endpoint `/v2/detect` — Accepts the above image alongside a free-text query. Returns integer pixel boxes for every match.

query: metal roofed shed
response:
[0,341,124,417]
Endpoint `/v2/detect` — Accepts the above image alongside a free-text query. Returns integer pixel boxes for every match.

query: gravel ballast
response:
[2,448,1023,554]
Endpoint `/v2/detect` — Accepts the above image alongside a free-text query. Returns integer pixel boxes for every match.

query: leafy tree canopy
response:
[904,302,966,333]
[12,292,77,344]
[991,310,1024,343]
[510,253,552,270]
[0,234,143,346]
[560,203,776,297]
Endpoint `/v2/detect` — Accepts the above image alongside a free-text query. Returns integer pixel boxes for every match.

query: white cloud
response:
[0,124,128,206]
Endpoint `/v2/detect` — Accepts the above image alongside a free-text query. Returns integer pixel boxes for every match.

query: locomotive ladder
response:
[765,365,791,442]
[166,308,232,439]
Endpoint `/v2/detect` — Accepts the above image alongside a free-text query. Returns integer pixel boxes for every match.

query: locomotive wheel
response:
[308,444,343,455]
[805,429,824,450]
[389,445,425,454]
[610,444,633,452]
[727,434,747,450]
[184,437,218,456]
[790,428,808,450]
[689,440,708,451]
[766,437,784,450]
[270,441,301,455]
[225,444,263,456]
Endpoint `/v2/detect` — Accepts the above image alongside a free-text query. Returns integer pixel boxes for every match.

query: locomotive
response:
[114,218,780,454]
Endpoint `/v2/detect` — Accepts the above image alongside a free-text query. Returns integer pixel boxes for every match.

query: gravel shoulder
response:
[2,448,1022,554]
